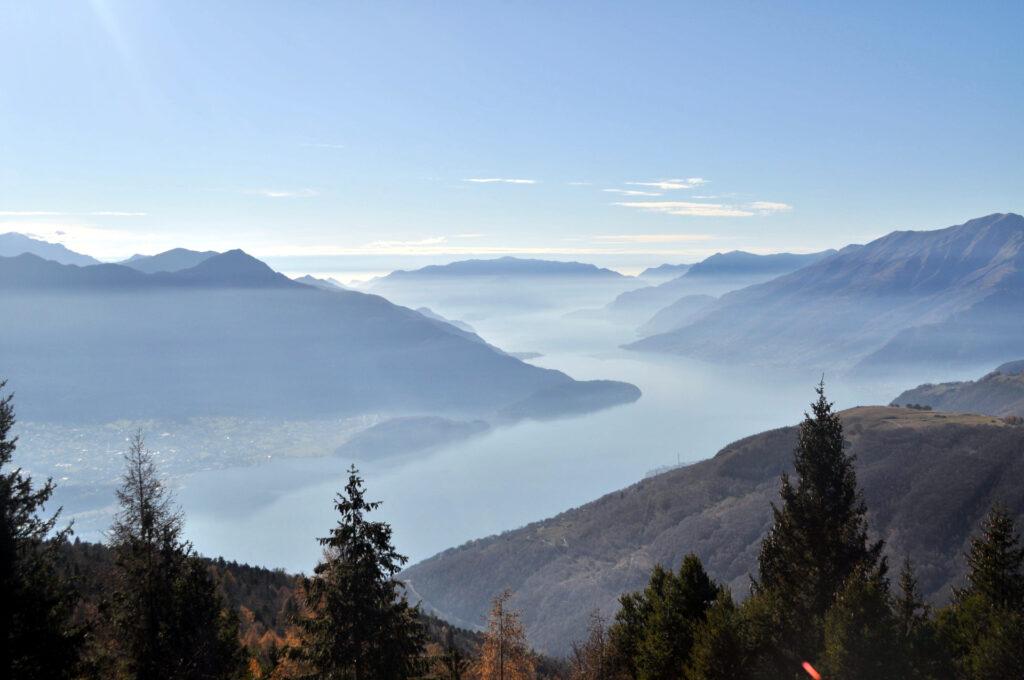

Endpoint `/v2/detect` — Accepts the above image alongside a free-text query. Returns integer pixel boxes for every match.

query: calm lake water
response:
[176,311,928,572]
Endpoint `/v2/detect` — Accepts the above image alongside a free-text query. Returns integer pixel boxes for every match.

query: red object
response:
[802,661,822,679]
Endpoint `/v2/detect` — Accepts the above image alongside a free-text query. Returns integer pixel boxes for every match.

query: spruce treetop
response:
[957,503,1024,611]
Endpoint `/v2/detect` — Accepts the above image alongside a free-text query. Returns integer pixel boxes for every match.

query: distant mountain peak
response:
[628,213,1024,370]
[0,232,100,266]
[120,247,219,273]
[294,274,347,291]
[173,249,298,288]
[380,256,624,280]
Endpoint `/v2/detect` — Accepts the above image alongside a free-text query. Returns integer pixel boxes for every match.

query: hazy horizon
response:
[3,2,1021,265]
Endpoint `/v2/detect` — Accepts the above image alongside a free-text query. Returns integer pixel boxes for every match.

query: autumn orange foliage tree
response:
[472,590,536,680]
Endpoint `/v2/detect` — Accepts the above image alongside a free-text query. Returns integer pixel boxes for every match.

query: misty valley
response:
[3,7,1023,675]
[6,206,1024,679]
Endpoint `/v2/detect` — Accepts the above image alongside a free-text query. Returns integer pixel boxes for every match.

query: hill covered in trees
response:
[402,405,1024,654]
[892,360,1024,418]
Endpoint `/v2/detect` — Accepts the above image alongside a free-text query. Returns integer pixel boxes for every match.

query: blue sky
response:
[1,1,1021,274]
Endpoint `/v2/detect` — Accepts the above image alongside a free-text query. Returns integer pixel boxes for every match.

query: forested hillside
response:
[402,406,1024,654]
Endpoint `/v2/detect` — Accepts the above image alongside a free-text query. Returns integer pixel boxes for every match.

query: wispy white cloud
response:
[614,199,793,218]
[452,233,485,239]
[0,210,147,217]
[593,233,714,243]
[463,178,537,185]
[602,188,663,197]
[365,237,447,248]
[614,201,755,217]
[250,188,319,198]
[749,201,793,214]
[626,177,707,191]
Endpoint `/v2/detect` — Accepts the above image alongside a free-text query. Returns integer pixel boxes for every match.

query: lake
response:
[176,311,926,572]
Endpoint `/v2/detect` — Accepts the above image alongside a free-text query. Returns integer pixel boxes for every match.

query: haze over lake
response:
[175,311,958,571]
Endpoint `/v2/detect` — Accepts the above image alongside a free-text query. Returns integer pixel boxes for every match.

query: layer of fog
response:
[176,305,975,572]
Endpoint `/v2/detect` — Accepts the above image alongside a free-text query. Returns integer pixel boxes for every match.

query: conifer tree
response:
[683,590,751,680]
[0,381,82,678]
[109,431,245,680]
[893,558,950,679]
[608,589,648,679]
[474,589,535,680]
[635,555,719,680]
[751,382,884,676]
[822,566,900,680]
[939,504,1024,678]
[297,464,425,680]
[955,503,1024,610]
[609,555,719,680]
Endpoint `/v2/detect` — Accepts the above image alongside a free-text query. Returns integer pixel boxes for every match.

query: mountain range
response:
[401,405,1024,655]
[0,250,639,422]
[293,274,348,291]
[368,256,637,315]
[892,359,1024,417]
[378,256,625,281]
[602,250,835,324]
[121,247,218,273]
[638,263,692,280]
[628,213,1024,372]
[0,232,100,266]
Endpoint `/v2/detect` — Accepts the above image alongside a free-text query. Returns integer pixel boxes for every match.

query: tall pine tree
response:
[108,431,245,680]
[297,464,425,679]
[893,557,950,679]
[751,382,884,677]
[939,504,1024,678]
[0,380,82,678]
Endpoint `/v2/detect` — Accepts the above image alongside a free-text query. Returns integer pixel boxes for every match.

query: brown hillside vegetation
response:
[401,406,1024,655]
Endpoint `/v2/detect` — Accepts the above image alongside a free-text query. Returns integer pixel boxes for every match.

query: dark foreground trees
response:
[608,555,719,680]
[938,504,1024,678]
[107,431,246,680]
[751,382,887,677]
[295,464,426,679]
[0,380,82,678]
